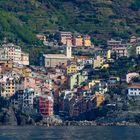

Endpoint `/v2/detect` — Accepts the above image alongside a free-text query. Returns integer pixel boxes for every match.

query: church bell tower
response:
[65,41,72,58]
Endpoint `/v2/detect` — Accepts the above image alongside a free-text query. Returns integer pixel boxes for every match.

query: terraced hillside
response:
[0,0,140,45]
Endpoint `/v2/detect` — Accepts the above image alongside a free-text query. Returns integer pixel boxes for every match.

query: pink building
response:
[59,32,72,45]
[126,73,139,83]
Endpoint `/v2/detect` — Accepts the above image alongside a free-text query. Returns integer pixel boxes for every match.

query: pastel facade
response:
[59,31,72,45]
[130,36,137,43]
[95,93,105,107]
[107,39,130,58]
[83,35,91,47]
[67,64,77,74]
[113,47,128,57]
[136,46,140,55]
[69,72,88,90]
[73,36,83,47]
[0,43,29,65]
[93,56,104,69]
[21,52,29,65]
[126,73,139,83]
[3,43,21,63]
[102,64,109,69]
[107,50,111,59]
[0,76,16,97]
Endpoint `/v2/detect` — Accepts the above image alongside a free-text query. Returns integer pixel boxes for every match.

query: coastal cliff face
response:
[0,106,140,126]
[0,108,17,125]
[0,107,35,126]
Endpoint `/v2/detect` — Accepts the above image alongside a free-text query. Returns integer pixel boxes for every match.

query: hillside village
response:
[0,32,140,126]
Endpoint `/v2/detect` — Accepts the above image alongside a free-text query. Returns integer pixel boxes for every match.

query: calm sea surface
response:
[0,126,139,140]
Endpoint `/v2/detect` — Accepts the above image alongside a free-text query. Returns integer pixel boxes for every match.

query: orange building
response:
[83,35,91,47]
[95,93,105,107]
[73,36,83,47]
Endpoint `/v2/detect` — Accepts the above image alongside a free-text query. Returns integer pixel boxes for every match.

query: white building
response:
[128,85,140,96]
[2,43,21,63]
[17,88,40,110]
[136,46,140,55]
[0,43,29,65]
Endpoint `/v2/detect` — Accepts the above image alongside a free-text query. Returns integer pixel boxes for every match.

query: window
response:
[47,61,49,66]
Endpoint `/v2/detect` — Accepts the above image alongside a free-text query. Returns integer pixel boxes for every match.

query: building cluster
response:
[58,32,92,47]
[0,34,140,120]
[0,43,29,65]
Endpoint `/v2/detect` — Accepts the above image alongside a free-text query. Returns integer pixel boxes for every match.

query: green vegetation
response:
[0,0,140,62]
[0,0,140,44]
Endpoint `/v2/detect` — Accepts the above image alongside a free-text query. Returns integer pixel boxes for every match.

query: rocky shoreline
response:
[0,107,140,127]
[34,120,140,127]
[0,119,139,127]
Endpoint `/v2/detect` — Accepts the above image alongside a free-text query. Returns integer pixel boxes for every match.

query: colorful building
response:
[39,94,54,117]
[102,64,109,69]
[107,39,130,58]
[93,56,104,69]
[67,63,77,74]
[21,52,29,65]
[83,35,91,47]
[95,93,105,107]
[0,76,16,97]
[107,50,111,59]
[73,35,83,47]
[2,43,21,63]
[69,72,88,90]
[0,43,29,65]
[59,31,72,45]
[126,73,139,84]
[136,46,140,55]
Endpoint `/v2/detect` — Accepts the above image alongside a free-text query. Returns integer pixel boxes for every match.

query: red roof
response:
[79,56,89,59]
[128,85,140,88]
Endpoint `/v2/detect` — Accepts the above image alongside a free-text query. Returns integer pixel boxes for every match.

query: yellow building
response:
[22,68,32,77]
[83,35,91,47]
[0,60,13,68]
[102,64,109,69]
[67,64,77,74]
[93,56,104,69]
[107,50,111,59]
[88,79,101,89]
[95,93,105,107]
[1,77,16,98]
[36,34,46,41]
[73,36,83,47]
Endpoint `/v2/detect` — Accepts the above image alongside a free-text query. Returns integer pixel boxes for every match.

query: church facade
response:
[41,44,72,68]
